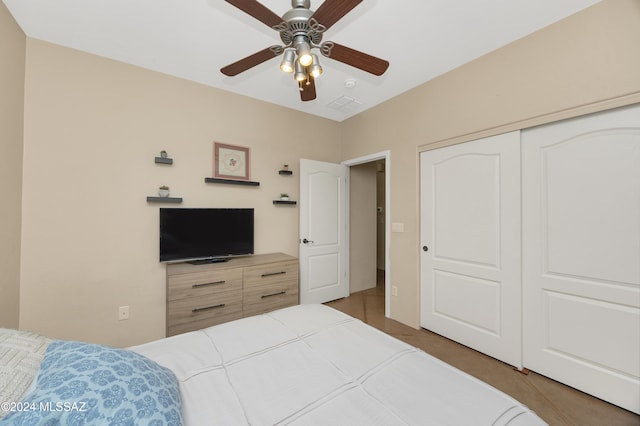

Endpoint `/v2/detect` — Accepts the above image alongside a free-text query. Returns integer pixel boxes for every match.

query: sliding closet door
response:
[420,131,522,369]
[522,104,640,414]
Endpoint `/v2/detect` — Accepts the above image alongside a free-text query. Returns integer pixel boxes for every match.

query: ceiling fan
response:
[221,0,389,102]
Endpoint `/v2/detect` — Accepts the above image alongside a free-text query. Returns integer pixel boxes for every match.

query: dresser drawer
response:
[166,254,299,336]
[167,289,242,336]
[168,268,242,301]
[243,280,298,317]
[243,260,298,289]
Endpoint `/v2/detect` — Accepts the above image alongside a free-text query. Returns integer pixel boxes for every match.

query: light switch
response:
[391,222,404,233]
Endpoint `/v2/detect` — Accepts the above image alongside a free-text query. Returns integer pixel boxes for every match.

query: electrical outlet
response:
[392,286,398,297]
[118,306,130,321]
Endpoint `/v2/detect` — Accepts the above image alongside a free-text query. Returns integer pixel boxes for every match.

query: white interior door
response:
[522,104,640,414]
[420,131,522,369]
[299,159,349,304]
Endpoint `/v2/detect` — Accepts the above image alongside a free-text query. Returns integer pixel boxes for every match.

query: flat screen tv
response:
[160,208,254,263]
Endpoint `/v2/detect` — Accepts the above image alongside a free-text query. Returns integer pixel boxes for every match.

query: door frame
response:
[343,150,391,318]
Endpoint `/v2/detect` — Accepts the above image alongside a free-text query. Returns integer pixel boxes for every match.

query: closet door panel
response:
[522,104,640,414]
[420,131,522,369]
[543,132,640,284]
[432,153,501,268]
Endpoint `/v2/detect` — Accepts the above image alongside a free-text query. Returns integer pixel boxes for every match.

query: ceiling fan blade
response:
[309,0,363,30]
[224,0,284,28]
[221,47,281,76]
[321,42,389,76]
[300,75,316,102]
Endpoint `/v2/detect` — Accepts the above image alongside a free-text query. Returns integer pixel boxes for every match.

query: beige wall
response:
[19,40,341,346]
[349,162,377,293]
[0,2,25,328]
[341,0,640,327]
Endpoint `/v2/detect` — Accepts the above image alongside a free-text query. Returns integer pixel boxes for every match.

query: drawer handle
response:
[261,271,286,278]
[261,291,286,299]
[192,303,225,313]
[192,280,226,288]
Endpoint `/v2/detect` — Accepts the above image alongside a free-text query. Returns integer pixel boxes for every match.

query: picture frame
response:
[214,142,250,181]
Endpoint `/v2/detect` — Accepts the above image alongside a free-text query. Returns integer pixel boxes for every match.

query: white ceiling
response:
[4,0,600,122]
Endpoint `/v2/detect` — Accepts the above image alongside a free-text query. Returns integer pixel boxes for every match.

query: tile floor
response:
[325,276,640,426]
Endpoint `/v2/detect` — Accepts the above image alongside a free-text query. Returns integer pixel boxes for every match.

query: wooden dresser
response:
[166,253,298,336]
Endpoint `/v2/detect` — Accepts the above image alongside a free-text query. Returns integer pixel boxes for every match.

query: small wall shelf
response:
[273,200,297,205]
[147,196,183,203]
[205,177,260,186]
[278,170,293,175]
[155,157,173,165]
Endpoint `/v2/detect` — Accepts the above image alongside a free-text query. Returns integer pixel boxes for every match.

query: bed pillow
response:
[2,340,183,426]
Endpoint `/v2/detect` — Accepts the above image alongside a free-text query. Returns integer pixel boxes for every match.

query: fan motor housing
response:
[280,4,322,46]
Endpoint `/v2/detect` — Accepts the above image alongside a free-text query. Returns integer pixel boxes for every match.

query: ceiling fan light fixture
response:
[294,61,307,82]
[294,37,313,67]
[309,54,323,78]
[280,49,295,73]
[299,52,313,67]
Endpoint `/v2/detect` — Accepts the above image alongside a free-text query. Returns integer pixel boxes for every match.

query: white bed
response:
[131,304,546,425]
[1,304,546,425]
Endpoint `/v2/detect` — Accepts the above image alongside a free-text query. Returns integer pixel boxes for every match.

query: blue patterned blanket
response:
[1,339,182,425]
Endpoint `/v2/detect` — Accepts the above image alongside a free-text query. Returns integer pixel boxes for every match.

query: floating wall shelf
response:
[278,170,293,175]
[147,196,183,203]
[273,200,297,205]
[204,177,260,186]
[155,157,173,165]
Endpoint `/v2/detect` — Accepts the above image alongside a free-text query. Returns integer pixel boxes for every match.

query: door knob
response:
[302,238,314,244]
[422,245,429,252]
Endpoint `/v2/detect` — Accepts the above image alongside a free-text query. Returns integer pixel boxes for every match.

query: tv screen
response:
[160,208,254,263]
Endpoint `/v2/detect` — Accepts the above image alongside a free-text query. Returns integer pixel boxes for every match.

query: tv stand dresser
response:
[166,253,298,336]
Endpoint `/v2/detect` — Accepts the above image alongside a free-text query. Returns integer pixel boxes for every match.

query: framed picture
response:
[214,142,250,180]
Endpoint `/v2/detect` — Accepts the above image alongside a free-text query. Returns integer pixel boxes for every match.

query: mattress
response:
[131,304,546,425]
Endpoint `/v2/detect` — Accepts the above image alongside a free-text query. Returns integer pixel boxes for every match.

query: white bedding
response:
[131,304,546,425]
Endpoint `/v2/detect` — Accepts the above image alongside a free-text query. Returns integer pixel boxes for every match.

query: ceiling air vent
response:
[327,96,362,113]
